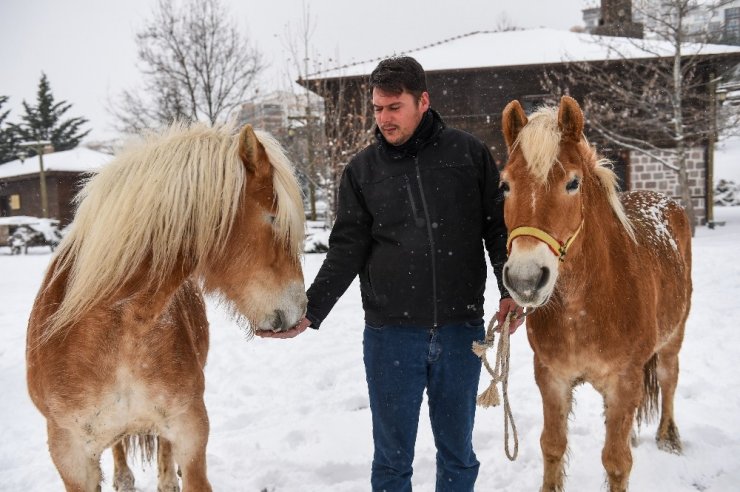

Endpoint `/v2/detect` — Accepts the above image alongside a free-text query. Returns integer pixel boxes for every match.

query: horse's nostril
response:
[536,267,550,291]
[504,265,511,288]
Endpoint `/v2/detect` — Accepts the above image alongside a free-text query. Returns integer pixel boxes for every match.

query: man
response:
[259,56,523,491]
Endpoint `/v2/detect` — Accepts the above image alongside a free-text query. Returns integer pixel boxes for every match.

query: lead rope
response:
[472,311,523,461]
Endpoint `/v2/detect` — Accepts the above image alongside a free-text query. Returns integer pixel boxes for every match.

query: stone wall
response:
[628,146,706,224]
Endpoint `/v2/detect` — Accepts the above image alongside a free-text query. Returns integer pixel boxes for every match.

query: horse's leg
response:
[111,440,135,492]
[157,437,181,492]
[47,421,102,492]
[534,357,572,492]
[601,371,642,492]
[167,400,212,492]
[655,333,684,454]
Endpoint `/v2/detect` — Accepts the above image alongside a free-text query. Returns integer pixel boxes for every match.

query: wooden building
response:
[304,28,740,223]
[0,147,112,226]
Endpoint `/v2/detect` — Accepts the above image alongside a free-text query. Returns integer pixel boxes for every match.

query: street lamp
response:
[18,140,52,218]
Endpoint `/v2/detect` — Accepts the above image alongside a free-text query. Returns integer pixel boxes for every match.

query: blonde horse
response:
[500,96,691,491]
[26,123,306,492]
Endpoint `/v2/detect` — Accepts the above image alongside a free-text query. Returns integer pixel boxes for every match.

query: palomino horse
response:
[26,123,307,492]
[500,96,691,492]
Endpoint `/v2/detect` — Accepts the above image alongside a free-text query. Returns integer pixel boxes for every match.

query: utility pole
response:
[18,140,52,218]
[303,29,317,221]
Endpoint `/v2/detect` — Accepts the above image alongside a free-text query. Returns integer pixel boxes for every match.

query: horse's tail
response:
[636,353,659,427]
[121,434,158,464]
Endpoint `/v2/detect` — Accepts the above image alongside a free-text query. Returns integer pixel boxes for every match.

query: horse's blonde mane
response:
[515,105,636,241]
[45,122,303,339]
[253,129,305,260]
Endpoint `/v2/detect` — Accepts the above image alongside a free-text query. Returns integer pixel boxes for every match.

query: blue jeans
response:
[363,320,485,492]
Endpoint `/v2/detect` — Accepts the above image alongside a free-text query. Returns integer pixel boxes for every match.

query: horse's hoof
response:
[113,470,135,492]
[656,437,682,455]
[656,421,682,454]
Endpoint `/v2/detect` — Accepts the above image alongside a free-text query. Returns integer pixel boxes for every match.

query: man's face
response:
[372,88,430,146]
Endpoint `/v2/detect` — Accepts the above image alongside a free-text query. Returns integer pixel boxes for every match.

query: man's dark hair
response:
[369,56,428,100]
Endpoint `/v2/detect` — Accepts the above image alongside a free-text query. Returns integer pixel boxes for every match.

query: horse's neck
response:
[557,191,629,289]
[113,263,193,331]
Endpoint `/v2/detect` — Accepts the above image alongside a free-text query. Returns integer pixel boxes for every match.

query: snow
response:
[316,28,740,78]
[715,135,740,184]
[0,147,112,179]
[1,205,740,491]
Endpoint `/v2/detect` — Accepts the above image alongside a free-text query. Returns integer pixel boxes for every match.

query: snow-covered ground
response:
[1,206,739,491]
[715,135,740,184]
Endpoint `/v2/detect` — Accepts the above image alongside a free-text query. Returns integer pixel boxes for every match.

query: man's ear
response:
[419,91,430,112]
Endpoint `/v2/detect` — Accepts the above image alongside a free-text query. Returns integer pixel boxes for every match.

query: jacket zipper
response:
[414,155,438,328]
[404,175,425,228]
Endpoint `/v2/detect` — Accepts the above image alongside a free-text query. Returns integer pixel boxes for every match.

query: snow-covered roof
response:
[312,28,740,79]
[0,147,112,180]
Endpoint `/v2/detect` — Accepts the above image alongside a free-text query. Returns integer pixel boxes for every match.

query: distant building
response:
[591,0,644,39]
[725,5,740,45]
[0,147,112,225]
[584,0,740,44]
[236,90,324,138]
[582,7,602,33]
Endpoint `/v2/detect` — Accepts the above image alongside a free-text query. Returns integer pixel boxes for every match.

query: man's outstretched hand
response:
[495,297,525,334]
[255,316,312,339]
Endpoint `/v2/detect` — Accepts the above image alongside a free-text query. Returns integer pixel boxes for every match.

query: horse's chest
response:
[64,366,190,447]
[527,309,613,375]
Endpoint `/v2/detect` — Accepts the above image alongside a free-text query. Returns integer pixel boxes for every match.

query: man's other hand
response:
[495,298,525,334]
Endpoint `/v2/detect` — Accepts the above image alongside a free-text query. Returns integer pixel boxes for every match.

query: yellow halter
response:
[506,221,584,262]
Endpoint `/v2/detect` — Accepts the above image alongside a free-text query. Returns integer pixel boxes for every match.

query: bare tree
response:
[282,4,324,221]
[543,0,740,234]
[313,77,375,224]
[282,5,374,223]
[110,0,264,133]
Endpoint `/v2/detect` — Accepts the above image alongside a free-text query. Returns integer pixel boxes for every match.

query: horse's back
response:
[620,190,692,270]
[620,190,692,336]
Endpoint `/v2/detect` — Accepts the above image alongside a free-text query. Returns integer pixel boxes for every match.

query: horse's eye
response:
[500,181,510,196]
[565,177,581,193]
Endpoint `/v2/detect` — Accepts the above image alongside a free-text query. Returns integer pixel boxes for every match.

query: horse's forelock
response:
[515,106,561,184]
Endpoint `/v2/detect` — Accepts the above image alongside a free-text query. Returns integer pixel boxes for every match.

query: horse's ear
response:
[557,96,584,143]
[502,100,528,152]
[238,124,269,177]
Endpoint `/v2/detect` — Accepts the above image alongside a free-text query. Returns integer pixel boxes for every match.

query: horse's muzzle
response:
[504,264,552,307]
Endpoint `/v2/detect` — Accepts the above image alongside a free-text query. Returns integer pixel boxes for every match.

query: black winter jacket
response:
[306,109,509,328]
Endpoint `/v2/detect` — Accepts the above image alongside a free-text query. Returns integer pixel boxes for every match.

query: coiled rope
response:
[472,311,524,461]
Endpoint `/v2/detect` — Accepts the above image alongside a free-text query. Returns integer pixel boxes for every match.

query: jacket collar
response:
[375,108,445,159]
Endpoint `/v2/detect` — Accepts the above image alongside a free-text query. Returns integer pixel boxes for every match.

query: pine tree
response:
[10,73,90,154]
[0,95,18,163]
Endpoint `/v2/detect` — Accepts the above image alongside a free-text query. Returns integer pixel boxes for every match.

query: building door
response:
[0,195,9,217]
